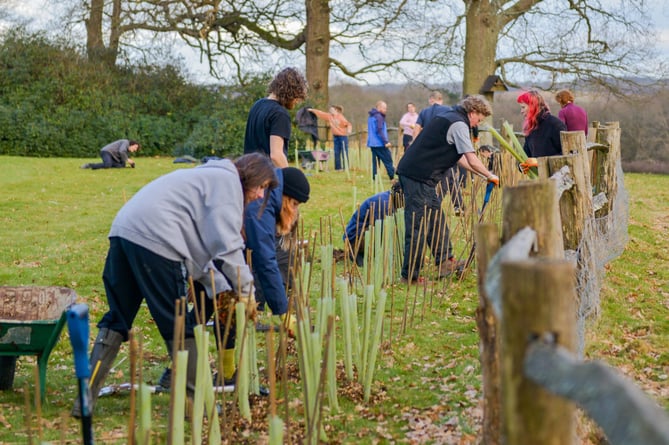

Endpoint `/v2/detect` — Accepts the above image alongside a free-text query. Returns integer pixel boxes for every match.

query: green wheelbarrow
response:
[0,286,76,401]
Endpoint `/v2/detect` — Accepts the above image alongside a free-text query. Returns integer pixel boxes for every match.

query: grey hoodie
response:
[109,159,253,297]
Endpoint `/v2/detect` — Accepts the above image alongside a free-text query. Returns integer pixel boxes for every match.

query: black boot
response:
[184,337,199,396]
[161,338,199,395]
[71,328,123,418]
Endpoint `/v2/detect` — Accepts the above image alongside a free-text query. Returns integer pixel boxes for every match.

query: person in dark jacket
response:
[296,107,320,149]
[245,167,310,328]
[517,90,567,159]
[396,95,499,284]
[366,101,395,180]
[343,181,403,266]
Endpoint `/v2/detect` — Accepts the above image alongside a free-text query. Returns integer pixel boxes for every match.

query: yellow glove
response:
[238,292,258,322]
[280,313,297,338]
[519,157,538,174]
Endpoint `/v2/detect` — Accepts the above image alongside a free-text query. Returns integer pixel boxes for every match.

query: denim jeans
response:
[333,135,349,170]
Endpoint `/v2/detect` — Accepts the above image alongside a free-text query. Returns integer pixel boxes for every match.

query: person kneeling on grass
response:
[158,165,311,392]
[343,181,404,267]
[81,139,140,169]
[71,153,277,417]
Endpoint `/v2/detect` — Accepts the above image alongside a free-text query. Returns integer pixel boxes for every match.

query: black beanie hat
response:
[282,167,310,203]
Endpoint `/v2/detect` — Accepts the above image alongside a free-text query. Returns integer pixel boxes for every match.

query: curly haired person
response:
[244,67,308,167]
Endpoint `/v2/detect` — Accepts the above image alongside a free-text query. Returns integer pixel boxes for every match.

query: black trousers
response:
[369,146,395,179]
[399,176,453,279]
[98,237,202,342]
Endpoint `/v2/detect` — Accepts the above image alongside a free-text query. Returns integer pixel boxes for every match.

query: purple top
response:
[558,103,588,135]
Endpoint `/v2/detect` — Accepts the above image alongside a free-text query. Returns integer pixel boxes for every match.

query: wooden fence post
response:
[501,180,564,259]
[561,131,590,176]
[548,137,593,252]
[591,122,621,219]
[501,259,577,445]
[475,223,502,444]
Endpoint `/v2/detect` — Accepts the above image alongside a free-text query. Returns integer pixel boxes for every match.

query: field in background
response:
[0,156,666,443]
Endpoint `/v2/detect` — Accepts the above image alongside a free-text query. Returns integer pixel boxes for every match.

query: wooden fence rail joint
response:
[550,165,575,198]
[524,341,669,445]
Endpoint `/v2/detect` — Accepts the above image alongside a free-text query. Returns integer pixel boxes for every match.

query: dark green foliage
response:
[0,27,269,159]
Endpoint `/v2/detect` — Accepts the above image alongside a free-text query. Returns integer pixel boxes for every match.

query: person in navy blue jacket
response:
[245,167,310,318]
[343,182,403,266]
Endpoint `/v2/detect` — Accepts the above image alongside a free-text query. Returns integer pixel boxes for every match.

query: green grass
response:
[0,156,667,444]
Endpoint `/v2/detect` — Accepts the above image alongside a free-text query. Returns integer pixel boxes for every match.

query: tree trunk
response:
[85,0,105,63]
[305,0,330,108]
[463,0,499,97]
[85,0,120,67]
[106,0,122,67]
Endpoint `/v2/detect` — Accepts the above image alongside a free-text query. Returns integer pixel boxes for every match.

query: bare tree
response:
[58,1,450,107]
[57,0,667,105]
[459,0,664,95]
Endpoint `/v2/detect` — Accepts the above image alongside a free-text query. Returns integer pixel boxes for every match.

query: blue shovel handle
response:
[484,181,494,205]
[67,304,91,379]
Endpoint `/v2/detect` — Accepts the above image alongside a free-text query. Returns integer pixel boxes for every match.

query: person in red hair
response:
[516,90,566,170]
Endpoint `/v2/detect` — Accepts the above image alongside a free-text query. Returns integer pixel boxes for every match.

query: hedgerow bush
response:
[0,27,270,159]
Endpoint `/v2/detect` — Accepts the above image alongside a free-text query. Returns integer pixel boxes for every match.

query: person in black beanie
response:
[216,166,310,384]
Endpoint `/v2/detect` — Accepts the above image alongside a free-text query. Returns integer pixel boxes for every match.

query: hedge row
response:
[0,27,304,160]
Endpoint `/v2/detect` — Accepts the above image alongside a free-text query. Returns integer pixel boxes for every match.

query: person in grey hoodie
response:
[72,153,277,417]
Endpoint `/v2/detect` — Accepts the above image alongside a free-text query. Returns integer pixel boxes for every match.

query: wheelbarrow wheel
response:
[0,356,17,390]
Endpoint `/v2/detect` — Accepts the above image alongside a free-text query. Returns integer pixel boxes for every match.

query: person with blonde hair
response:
[555,89,588,135]
[396,95,499,284]
[413,91,450,138]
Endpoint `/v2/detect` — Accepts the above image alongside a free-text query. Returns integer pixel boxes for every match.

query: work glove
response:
[487,174,500,187]
[280,313,297,338]
[519,157,538,174]
[215,291,237,326]
[238,292,258,322]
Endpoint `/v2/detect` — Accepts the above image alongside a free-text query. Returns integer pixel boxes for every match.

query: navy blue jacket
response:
[523,112,567,158]
[245,168,288,315]
[344,191,392,245]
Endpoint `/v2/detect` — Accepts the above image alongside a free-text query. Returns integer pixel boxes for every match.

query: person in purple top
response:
[555,89,589,136]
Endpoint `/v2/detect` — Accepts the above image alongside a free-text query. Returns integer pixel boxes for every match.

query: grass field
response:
[0,155,667,444]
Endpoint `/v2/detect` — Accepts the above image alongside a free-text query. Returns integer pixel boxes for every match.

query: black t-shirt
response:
[244,98,292,157]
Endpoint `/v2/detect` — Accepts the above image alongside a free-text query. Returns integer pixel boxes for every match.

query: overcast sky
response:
[4,0,669,85]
